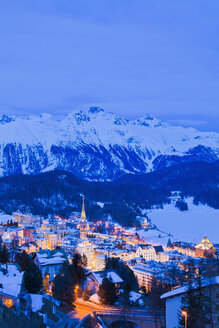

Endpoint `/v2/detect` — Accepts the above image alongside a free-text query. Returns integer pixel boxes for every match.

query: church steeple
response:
[81,197,86,221]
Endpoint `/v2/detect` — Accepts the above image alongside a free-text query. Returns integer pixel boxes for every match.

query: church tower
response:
[81,197,86,222]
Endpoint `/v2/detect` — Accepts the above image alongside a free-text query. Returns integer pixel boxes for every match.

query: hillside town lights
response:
[182,310,187,328]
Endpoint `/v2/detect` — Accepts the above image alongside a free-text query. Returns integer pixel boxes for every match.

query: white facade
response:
[136,245,165,262]
[96,255,106,271]
[77,241,94,268]
[165,295,182,328]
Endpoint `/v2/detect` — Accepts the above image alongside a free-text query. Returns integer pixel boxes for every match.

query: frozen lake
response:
[147,198,219,244]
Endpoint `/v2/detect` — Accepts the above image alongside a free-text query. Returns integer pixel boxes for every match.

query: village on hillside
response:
[0,197,218,328]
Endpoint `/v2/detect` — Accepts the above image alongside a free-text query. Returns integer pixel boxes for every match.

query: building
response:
[132,264,161,291]
[161,276,219,328]
[35,235,49,250]
[110,249,133,261]
[81,197,86,222]
[86,270,123,295]
[95,255,106,271]
[195,236,217,258]
[47,232,58,250]
[14,212,41,225]
[20,241,39,254]
[167,241,196,257]
[37,249,68,281]
[136,244,167,262]
[78,197,89,231]
[77,240,94,268]
[0,264,24,308]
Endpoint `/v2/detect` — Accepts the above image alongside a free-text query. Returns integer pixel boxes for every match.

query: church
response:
[79,197,89,232]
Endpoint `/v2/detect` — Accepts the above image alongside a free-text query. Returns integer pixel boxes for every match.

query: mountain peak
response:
[88,107,104,114]
[132,113,163,127]
[0,114,15,124]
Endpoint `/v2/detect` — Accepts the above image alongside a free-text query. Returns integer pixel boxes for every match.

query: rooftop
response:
[0,264,23,298]
[161,275,219,299]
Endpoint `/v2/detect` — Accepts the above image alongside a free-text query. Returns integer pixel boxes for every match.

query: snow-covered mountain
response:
[0,107,218,180]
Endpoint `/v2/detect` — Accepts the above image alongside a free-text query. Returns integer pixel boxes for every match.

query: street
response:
[66,299,164,327]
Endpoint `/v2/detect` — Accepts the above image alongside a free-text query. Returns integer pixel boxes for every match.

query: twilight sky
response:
[0,0,219,131]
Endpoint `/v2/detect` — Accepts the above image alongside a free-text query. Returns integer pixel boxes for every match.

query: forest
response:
[0,160,218,226]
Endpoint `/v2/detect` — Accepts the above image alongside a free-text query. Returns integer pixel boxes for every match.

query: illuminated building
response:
[47,232,58,250]
[81,197,86,222]
[20,241,39,254]
[79,197,89,231]
[77,240,94,268]
[136,244,168,262]
[195,236,217,258]
[0,264,24,308]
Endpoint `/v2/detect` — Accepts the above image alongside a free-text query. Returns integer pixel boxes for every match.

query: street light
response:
[182,310,187,328]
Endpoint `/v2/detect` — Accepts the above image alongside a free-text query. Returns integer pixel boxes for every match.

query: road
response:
[68,299,162,326]
[68,299,112,320]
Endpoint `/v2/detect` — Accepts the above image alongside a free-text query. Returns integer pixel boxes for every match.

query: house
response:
[37,249,68,281]
[161,276,219,328]
[136,244,167,262]
[0,264,24,308]
[109,249,132,261]
[127,256,145,267]
[19,241,39,254]
[86,270,123,295]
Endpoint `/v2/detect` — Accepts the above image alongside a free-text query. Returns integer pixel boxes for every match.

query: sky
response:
[0,0,219,131]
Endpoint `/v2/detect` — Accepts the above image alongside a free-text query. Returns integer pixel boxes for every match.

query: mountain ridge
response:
[0,107,218,180]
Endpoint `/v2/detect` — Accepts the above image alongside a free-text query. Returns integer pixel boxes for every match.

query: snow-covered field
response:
[145,198,219,245]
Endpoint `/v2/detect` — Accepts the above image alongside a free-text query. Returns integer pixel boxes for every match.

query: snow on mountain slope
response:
[0,107,218,180]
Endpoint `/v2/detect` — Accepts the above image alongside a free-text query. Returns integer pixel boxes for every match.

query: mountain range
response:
[0,107,218,181]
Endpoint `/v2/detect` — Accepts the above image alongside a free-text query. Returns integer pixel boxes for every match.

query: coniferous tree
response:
[98,277,117,305]
[72,253,82,268]
[0,245,9,266]
[120,283,131,326]
[52,263,76,304]
[24,262,43,293]
[178,268,210,328]
[148,277,169,328]
[70,253,85,285]
[15,251,31,271]
[52,274,64,301]
[105,257,138,291]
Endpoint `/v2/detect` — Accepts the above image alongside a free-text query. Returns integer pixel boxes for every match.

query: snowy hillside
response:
[145,198,219,244]
[0,107,218,180]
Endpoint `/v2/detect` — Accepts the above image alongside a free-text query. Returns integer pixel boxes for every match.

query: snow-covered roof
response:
[0,264,23,298]
[29,294,44,312]
[39,256,66,266]
[37,250,67,266]
[92,270,123,285]
[161,275,219,299]
[89,293,100,304]
[129,291,143,302]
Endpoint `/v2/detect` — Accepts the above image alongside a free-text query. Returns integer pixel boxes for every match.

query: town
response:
[0,197,218,328]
